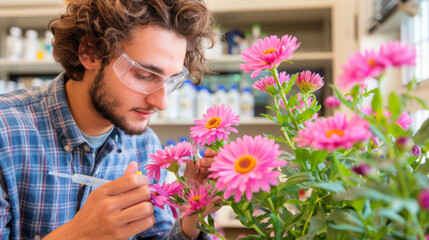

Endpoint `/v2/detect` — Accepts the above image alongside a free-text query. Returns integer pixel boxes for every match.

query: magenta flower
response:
[295,113,372,151]
[418,189,429,209]
[325,96,341,108]
[240,35,300,78]
[150,182,183,218]
[351,163,371,176]
[252,71,290,93]
[396,111,412,130]
[296,70,324,93]
[209,135,286,202]
[145,142,193,181]
[181,180,218,217]
[412,145,422,157]
[379,41,416,67]
[338,50,390,90]
[395,137,413,151]
[190,104,240,148]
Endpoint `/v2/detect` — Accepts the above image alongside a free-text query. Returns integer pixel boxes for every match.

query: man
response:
[0,0,216,239]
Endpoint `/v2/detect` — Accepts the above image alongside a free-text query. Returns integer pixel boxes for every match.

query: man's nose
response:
[146,85,168,111]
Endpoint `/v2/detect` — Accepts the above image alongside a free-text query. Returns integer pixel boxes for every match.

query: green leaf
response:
[329,224,365,233]
[310,150,329,171]
[378,208,405,225]
[294,148,311,171]
[404,93,429,110]
[414,117,429,146]
[282,172,314,187]
[270,213,283,240]
[309,215,325,233]
[332,85,354,109]
[371,88,383,114]
[310,181,345,193]
[388,92,402,119]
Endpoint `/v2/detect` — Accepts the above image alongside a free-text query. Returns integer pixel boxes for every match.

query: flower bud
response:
[418,189,429,209]
[411,145,422,158]
[324,96,341,108]
[369,137,380,148]
[395,137,413,151]
[351,163,371,176]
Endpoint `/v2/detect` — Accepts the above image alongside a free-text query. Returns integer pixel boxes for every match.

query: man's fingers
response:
[118,201,154,223]
[204,148,218,158]
[184,160,200,179]
[112,185,151,210]
[100,174,149,196]
[199,157,215,168]
[124,161,139,175]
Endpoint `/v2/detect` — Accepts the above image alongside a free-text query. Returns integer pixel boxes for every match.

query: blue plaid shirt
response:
[0,73,206,240]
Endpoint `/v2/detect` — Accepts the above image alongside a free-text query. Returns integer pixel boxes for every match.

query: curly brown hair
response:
[49,0,216,83]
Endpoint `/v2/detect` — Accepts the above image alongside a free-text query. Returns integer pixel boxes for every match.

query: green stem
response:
[197,213,228,240]
[244,209,265,236]
[274,96,295,149]
[396,163,409,198]
[174,171,186,185]
[302,206,315,237]
[267,198,277,214]
[270,68,300,131]
[332,154,347,184]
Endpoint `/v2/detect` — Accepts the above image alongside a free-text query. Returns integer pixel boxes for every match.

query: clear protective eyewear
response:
[113,52,189,94]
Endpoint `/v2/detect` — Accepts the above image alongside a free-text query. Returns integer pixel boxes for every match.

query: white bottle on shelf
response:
[227,84,240,115]
[240,87,254,119]
[24,29,39,61]
[213,84,227,106]
[179,80,197,120]
[164,86,179,120]
[43,31,54,61]
[196,85,212,118]
[5,27,24,61]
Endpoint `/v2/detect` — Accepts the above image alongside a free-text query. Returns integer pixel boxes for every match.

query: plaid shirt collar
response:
[47,73,124,153]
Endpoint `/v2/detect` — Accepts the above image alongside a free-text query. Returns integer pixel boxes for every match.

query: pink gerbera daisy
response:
[379,41,416,67]
[252,71,290,94]
[181,180,218,217]
[209,135,286,202]
[295,70,324,93]
[240,35,300,78]
[338,49,390,90]
[145,142,193,181]
[150,182,183,218]
[190,104,240,148]
[295,113,372,151]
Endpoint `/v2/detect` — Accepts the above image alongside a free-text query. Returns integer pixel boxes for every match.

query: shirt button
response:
[83,145,91,152]
[64,145,71,152]
[33,234,41,240]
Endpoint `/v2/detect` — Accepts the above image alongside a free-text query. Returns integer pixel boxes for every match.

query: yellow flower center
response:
[326,129,345,138]
[234,155,257,174]
[368,59,376,68]
[262,48,277,55]
[206,117,221,129]
[191,196,202,201]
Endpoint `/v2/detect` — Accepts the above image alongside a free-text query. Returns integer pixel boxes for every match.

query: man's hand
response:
[184,148,217,183]
[43,161,154,240]
[182,148,221,239]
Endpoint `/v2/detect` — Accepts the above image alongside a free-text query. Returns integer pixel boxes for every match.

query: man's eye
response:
[134,71,152,80]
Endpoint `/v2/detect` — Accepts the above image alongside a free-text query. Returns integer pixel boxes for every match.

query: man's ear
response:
[78,36,100,71]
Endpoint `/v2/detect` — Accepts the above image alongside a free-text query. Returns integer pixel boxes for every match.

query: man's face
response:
[89,26,187,135]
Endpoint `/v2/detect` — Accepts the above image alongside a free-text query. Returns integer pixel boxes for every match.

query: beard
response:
[89,68,149,136]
